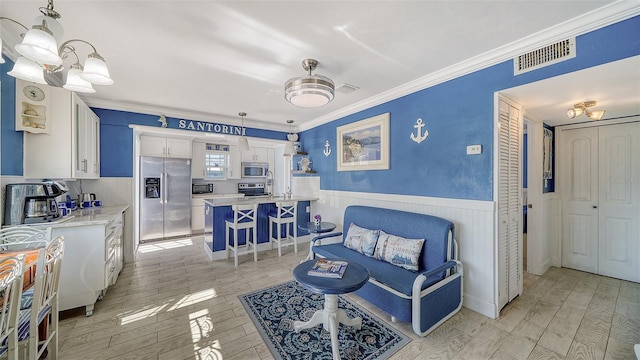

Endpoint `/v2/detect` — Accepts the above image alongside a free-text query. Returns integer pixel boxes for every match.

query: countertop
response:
[203,195,317,207]
[192,193,245,199]
[30,205,129,228]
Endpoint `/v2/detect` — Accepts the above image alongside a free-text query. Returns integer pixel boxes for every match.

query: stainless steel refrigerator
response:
[140,157,191,241]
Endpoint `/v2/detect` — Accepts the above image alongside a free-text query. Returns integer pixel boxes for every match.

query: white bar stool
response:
[269,200,298,256]
[225,203,258,267]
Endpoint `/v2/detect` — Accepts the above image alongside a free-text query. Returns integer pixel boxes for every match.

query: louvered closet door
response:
[498,98,522,310]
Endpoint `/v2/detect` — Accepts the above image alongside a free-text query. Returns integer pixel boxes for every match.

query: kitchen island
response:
[202,196,317,260]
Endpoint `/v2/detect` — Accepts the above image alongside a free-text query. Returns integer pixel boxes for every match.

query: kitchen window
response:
[205,151,227,179]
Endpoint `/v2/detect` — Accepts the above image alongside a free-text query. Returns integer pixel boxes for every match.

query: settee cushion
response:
[373,231,424,271]
[343,223,380,256]
[313,243,443,296]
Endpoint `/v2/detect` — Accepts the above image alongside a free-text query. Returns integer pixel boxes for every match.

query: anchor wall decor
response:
[410,118,428,143]
[323,140,332,157]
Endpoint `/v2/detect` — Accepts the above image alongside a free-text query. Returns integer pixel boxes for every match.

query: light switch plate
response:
[467,145,482,155]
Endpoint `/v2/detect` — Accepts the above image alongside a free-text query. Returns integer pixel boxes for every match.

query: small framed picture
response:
[337,113,390,171]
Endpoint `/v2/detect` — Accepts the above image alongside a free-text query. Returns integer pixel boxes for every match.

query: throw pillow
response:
[373,231,425,271]
[343,223,380,256]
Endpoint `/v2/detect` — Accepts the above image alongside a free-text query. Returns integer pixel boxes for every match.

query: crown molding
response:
[300,0,640,131]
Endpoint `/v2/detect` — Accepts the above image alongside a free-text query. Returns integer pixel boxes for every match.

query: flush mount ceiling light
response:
[238,112,250,152]
[567,101,606,121]
[285,59,335,107]
[0,0,113,93]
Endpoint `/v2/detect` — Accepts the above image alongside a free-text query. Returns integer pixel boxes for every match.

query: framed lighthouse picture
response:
[337,113,389,171]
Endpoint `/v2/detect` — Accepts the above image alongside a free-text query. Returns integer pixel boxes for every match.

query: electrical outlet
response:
[467,145,482,155]
[306,206,310,212]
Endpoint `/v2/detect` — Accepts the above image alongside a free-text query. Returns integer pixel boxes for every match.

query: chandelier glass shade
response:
[0,0,113,93]
[285,59,334,108]
[7,57,47,84]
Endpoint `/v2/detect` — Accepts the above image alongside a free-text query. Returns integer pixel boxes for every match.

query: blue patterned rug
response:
[239,280,410,360]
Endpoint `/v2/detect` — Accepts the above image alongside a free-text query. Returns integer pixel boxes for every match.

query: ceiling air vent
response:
[514,37,576,75]
[335,83,360,94]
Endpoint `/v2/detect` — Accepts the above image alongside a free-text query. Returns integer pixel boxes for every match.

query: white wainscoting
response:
[310,189,497,319]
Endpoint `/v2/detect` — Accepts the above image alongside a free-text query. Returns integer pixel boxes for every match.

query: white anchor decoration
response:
[323,140,332,157]
[410,118,429,143]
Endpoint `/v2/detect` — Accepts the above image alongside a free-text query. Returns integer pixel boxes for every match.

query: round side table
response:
[292,259,369,360]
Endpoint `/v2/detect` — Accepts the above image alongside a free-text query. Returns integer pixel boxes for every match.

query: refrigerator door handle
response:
[164,172,169,203]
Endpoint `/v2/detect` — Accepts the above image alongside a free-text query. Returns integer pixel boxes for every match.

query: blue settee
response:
[310,205,463,336]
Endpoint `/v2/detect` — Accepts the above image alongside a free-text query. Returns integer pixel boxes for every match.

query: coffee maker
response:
[4,182,66,225]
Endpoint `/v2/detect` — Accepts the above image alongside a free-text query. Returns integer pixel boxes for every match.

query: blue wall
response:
[0,60,22,176]
[2,16,639,192]
[299,16,640,201]
[94,109,288,177]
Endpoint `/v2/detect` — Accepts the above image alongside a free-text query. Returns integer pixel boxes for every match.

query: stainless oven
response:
[241,162,269,178]
[238,183,266,196]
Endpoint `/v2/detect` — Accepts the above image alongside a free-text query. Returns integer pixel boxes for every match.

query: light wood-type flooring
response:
[51,236,640,360]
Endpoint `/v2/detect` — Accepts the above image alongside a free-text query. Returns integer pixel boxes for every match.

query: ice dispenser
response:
[145,178,160,198]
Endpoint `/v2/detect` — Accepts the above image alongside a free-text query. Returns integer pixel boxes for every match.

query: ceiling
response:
[1,1,639,132]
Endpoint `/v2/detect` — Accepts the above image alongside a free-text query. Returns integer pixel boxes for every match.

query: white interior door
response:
[561,122,640,282]
[597,122,640,282]
[561,127,599,273]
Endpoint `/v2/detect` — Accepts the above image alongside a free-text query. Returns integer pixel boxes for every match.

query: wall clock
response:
[15,79,51,134]
[23,85,46,102]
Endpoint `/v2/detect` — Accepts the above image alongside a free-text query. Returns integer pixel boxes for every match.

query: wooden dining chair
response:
[0,254,25,360]
[16,236,64,360]
[0,227,51,252]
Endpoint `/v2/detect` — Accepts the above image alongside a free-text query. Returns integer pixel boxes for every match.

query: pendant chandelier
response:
[0,0,113,93]
[284,120,297,155]
[238,112,250,152]
[284,59,334,107]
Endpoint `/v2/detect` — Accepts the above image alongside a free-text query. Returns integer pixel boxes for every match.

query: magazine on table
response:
[308,259,348,278]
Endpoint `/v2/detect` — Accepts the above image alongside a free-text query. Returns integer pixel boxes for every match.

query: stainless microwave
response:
[241,162,269,178]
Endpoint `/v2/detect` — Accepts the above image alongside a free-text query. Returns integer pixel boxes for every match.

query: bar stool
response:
[225,203,258,267]
[269,200,298,256]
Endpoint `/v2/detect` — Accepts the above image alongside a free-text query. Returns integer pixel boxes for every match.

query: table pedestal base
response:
[294,294,362,360]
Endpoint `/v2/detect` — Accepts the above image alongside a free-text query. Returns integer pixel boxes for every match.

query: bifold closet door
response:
[561,122,640,282]
[561,127,599,274]
[597,122,640,282]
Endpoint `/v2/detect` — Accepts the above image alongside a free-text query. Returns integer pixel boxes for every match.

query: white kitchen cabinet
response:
[191,196,205,232]
[38,210,125,316]
[228,145,242,179]
[140,136,192,158]
[192,141,207,178]
[241,147,270,163]
[24,87,100,179]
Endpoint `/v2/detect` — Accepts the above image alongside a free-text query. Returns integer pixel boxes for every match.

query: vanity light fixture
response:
[285,59,335,107]
[238,112,250,152]
[566,101,605,121]
[0,0,113,93]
